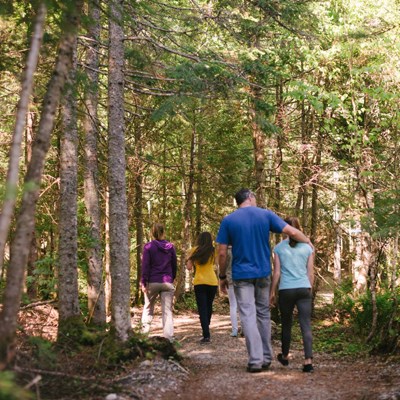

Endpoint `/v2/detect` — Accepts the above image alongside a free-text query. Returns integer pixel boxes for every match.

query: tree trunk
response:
[134,128,144,305]
[26,111,38,300]
[105,189,112,316]
[57,36,81,340]
[0,1,82,366]
[311,126,322,245]
[333,171,341,283]
[366,248,379,342]
[108,0,132,341]
[273,81,284,213]
[0,2,46,272]
[176,124,195,299]
[353,218,368,292]
[84,0,106,325]
[250,88,266,208]
[195,117,203,238]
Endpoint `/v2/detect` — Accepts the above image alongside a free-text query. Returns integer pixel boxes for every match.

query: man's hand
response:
[269,291,276,308]
[219,278,229,294]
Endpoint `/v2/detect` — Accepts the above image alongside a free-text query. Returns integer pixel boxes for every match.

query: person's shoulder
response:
[143,241,153,250]
[298,242,313,251]
[274,239,288,250]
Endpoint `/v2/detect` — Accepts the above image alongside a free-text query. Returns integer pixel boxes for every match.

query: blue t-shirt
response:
[273,239,313,290]
[216,206,287,280]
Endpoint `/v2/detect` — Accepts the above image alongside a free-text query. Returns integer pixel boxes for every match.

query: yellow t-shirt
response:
[188,247,218,286]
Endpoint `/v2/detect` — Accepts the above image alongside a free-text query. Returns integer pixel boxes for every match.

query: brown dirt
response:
[14,300,400,400]
[142,308,400,400]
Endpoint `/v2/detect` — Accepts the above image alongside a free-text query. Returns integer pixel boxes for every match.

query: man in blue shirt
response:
[216,188,313,373]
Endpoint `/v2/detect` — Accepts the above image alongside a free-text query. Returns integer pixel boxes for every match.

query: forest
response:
[0,0,399,399]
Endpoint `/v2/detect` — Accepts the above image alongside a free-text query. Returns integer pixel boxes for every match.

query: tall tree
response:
[0,2,46,272]
[108,0,132,341]
[83,0,106,325]
[0,0,83,366]
[57,35,81,340]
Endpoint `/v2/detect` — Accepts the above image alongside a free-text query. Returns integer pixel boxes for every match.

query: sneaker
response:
[262,362,271,370]
[246,365,262,373]
[277,353,289,366]
[230,329,238,337]
[303,364,314,373]
[200,337,210,344]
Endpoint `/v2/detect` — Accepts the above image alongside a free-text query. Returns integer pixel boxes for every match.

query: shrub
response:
[0,371,33,400]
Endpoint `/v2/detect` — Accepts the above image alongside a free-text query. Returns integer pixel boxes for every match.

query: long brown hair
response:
[189,232,214,265]
[151,223,165,240]
[284,217,301,248]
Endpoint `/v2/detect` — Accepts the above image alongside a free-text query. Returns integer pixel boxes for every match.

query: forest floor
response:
[14,292,400,400]
[132,304,400,400]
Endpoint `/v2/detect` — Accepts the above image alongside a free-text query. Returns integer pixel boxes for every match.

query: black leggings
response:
[278,288,313,359]
[194,284,217,339]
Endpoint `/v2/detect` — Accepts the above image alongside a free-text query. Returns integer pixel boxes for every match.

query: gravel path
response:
[131,310,400,400]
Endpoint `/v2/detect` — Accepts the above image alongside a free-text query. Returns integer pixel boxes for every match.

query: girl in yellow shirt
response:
[186,232,218,344]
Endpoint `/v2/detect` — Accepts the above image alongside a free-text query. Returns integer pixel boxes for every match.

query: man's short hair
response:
[235,188,254,206]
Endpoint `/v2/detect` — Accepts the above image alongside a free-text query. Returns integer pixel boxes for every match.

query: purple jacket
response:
[140,240,177,285]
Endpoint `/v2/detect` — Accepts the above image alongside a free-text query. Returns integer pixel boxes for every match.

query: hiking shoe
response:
[303,364,314,373]
[246,365,262,373]
[262,362,271,370]
[277,353,289,366]
[200,337,210,344]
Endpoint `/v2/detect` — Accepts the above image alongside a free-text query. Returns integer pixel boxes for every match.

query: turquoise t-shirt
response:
[273,239,313,290]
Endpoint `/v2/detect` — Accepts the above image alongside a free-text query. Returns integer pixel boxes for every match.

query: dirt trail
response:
[140,310,400,400]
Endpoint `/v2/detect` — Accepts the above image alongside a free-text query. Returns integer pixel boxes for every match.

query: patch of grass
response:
[313,322,371,356]
[175,291,198,312]
[0,372,33,400]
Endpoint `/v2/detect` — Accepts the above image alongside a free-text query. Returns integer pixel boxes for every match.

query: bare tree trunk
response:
[105,189,112,316]
[195,126,203,239]
[58,38,81,339]
[84,0,106,325]
[273,81,284,213]
[333,171,341,283]
[26,111,38,300]
[250,88,266,208]
[0,2,82,366]
[311,127,322,245]
[367,242,382,342]
[0,2,46,272]
[353,218,368,291]
[108,0,131,341]
[176,124,195,299]
[133,128,144,305]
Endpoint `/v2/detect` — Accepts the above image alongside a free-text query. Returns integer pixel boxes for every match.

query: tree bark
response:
[0,2,46,272]
[133,127,144,305]
[84,0,106,325]
[0,1,82,366]
[195,122,203,239]
[105,189,112,316]
[108,0,132,341]
[250,87,266,208]
[57,36,81,339]
[26,111,38,300]
[176,122,195,299]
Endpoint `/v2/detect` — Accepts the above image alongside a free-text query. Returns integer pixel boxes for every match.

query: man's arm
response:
[270,253,281,307]
[217,244,229,294]
[282,224,313,249]
[307,252,315,287]
[218,244,228,277]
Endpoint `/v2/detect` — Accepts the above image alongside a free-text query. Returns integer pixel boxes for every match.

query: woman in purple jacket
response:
[140,223,177,341]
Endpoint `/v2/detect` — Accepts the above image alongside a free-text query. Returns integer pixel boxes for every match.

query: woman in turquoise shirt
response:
[270,216,315,372]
